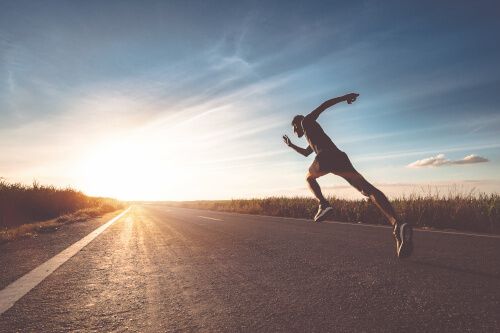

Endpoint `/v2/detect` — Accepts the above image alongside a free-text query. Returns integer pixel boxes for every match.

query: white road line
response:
[0,206,132,316]
[413,228,500,239]
[198,216,223,221]
[322,220,500,238]
[167,207,500,240]
[323,220,390,228]
[277,216,500,239]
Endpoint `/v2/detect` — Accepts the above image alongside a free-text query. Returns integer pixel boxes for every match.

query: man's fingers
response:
[347,93,359,104]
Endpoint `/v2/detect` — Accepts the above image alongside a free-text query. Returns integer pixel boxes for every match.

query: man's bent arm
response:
[305,93,359,122]
[289,143,313,157]
[283,134,313,157]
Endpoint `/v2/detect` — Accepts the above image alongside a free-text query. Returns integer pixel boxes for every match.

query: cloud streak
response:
[407,154,489,168]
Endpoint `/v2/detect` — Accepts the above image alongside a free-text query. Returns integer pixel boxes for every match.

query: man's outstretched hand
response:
[283,135,291,146]
[345,93,360,104]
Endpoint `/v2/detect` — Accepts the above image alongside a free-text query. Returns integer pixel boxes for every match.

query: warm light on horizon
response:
[1,2,498,201]
[78,138,189,201]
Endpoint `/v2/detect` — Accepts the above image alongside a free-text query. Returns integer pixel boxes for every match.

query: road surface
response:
[1,205,499,332]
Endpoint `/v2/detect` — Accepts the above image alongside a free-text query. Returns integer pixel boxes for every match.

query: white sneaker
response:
[393,223,414,259]
[314,204,333,222]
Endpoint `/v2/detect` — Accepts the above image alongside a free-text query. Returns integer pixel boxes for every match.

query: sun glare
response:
[75,102,271,201]
[79,138,181,200]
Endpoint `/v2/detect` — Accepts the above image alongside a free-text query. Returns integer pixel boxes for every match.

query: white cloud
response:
[407,154,489,168]
[452,154,489,165]
[406,154,450,168]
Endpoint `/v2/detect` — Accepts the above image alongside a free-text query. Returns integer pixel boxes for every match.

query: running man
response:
[283,93,413,258]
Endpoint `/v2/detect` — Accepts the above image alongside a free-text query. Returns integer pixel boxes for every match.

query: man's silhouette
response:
[283,93,413,258]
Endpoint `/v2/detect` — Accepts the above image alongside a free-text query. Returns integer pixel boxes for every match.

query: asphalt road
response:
[1,205,499,332]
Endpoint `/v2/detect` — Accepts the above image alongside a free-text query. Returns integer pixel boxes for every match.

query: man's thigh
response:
[315,151,359,178]
[308,158,330,179]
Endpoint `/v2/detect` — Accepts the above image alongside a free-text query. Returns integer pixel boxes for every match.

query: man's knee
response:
[346,176,375,196]
[361,182,381,198]
[306,172,317,183]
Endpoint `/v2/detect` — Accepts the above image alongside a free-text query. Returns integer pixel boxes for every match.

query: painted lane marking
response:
[198,216,223,221]
[278,217,500,239]
[322,221,500,238]
[166,207,500,240]
[411,228,500,239]
[0,206,132,316]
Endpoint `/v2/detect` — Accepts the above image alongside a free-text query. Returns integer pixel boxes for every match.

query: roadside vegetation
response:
[166,189,499,234]
[0,179,126,243]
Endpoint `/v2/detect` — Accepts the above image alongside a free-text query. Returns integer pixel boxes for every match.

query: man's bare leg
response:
[344,175,398,225]
[306,173,329,205]
[306,162,330,205]
[306,164,334,221]
[345,173,414,258]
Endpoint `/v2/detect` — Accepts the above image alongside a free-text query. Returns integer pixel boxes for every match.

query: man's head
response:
[292,115,304,138]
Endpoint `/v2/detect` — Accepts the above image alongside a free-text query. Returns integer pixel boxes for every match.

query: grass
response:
[165,189,500,234]
[0,178,126,243]
[2,178,497,242]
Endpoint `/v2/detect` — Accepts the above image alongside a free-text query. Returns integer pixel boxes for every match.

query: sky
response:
[1,0,499,201]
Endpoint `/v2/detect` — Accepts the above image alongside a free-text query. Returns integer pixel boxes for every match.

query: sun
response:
[79,139,169,200]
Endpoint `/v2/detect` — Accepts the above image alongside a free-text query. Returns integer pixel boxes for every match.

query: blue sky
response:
[1,0,499,200]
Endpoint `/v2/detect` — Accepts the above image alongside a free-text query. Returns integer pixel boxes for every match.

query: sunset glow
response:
[1,2,499,200]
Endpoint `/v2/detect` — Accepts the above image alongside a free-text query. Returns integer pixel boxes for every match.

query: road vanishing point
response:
[1,205,499,332]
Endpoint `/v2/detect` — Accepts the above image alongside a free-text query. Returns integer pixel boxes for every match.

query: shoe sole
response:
[398,223,414,259]
[315,207,333,222]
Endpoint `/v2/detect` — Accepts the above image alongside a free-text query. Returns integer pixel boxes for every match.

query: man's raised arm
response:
[305,93,359,122]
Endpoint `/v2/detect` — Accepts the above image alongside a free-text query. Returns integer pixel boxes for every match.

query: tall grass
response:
[0,178,125,241]
[166,190,499,234]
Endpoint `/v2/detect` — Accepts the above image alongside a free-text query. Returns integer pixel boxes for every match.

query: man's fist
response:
[283,135,291,146]
[345,93,359,104]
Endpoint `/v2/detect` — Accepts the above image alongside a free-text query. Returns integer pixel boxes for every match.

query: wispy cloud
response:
[407,154,489,168]
[2,1,499,200]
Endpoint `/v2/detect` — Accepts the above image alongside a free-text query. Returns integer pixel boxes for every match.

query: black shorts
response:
[313,150,360,178]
